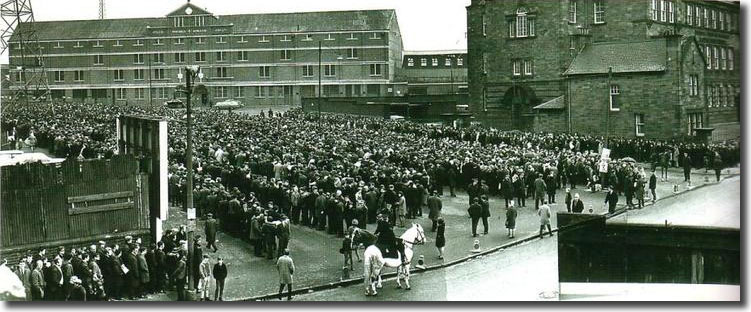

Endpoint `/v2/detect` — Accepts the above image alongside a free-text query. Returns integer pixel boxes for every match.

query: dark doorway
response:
[501,85,538,130]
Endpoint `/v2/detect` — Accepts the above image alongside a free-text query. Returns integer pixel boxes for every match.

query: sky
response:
[0,0,471,64]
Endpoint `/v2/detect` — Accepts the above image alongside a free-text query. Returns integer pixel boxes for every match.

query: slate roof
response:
[532,95,565,110]
[563,40,667,76]
[13,8,396,41]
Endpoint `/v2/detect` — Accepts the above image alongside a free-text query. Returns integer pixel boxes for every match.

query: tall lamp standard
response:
[176,65,203,296]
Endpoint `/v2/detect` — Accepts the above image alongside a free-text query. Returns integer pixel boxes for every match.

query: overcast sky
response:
[1,0,470,64]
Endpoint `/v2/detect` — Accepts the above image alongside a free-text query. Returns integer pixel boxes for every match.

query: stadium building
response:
[7,2,403,107]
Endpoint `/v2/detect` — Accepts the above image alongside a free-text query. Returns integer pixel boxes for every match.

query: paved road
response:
[291,174,740,301]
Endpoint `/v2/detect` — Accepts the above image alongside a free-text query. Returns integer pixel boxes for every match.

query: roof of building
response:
[13,8,396,41]
[402,50,467,56]
[532,95,565,110]
[563,40,667,76]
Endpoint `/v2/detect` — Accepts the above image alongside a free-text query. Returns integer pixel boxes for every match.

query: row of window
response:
[109,85,382,100]
[512,59,534,76]
[707,84,738,108]
[50,64,384,82]
[650,0,675,24]
[702,45,735,71]
[406,57,464,67]
[90,49,366,65]
[566,1,606,25]
[43,32,384,50]
[685,2,736,31]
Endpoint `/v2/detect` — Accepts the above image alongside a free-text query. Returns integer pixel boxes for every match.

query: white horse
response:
[360,223,426,296]
[0,263,26,301]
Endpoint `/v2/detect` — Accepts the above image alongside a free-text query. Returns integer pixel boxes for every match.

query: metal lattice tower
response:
[0,0,50,103]
[98,0,104,19]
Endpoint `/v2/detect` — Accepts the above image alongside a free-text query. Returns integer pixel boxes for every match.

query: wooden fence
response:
[0,155,150,250]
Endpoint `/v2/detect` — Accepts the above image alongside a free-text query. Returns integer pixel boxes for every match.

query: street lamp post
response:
[177,65,202,298]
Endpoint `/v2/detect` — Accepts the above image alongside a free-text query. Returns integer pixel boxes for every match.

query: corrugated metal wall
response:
[1,155,149,248]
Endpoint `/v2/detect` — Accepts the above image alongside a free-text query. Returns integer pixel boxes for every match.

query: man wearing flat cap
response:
[204,213,219,253]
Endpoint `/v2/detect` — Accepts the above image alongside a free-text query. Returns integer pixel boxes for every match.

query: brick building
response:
[7,2,403,106]
[396,50,468,96]
[466,0,740,140]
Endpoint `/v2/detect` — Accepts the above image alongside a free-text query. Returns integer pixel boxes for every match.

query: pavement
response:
[135,164,738,301]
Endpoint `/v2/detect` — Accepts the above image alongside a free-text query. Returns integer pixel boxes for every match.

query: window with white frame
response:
[115,88,126,100]
[215,86,228,98]
[94,40,103,47]
[727,85,734,106]
[594,1,605,24]
[721,48,727,70]
[74,41,83,48]
[114,40,122,47]
[668,1,674,23]
[711,10,717,29]
[719,10,725,30]
[134,69,144,81]
[303,34,313,41]
[134,39,144,46]
[175,52,185,63]
[302,65,314,77]
[74,70,84,82]
[660,0,667,22]
[348,33,357,40]
[154,38,163,46]
[719,85,726,107]
[259,66,271,78]
[235,86,245,98]
[635,113,645,137]
[696,6,701,27]
[686,4,693,26]
[713,46,719,70]
[445,58,452,66]
[712,85,719,107]
[280,35,291,42]
[259,35,269,43]
[114,69,124,81]
[54,41,63,48]
[238,36,248,43]
[135,88,145,100]
[196,52,206,62]
[324,64,336,76]
[457,58,463,66]
[688,75,699,96]
[325,33,335,41]
[153,68,165,80]
[197,37,206,44]
[347,48,358,59]
[217,36,226,44]
[651,0,659,21]
[370,32,381,39]
[432,58,439,66]
[610,84,620,111]
[705,46,711,69]
[728,48,734,70]
[421,58,427,66]
[154,53,165,63]
[94,55,104,65]
[174,38,184,45]
[687,112,703,135]
[54,71,64,82]
[523,60,533,76]
[369,64,382,76]
[482,15,487,37]
[707,84,714,107]
[569,0,577,23]
[512,60,521,76]
[280,49,291,60]
[725,12,731,31]
[216,51,227,62]
[516,8,529,37]
[238,51,249,62]
[215,67,228,78]
[703,8,709,28]
[407,58,414,67]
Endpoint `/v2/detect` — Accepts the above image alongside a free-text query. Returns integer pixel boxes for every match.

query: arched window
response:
[516,8,529,37]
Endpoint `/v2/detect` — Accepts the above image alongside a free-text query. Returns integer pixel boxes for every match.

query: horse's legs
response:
[377,274,383,289]
[396,266,402,289]
[404,265,411,290]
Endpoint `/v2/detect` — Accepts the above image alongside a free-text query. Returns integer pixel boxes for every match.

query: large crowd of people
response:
[3,101,740,300]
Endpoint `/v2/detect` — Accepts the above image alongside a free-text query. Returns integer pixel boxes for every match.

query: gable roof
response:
[167,2,213,17]
[564,40,667,76]
[532,95,565,110]
[13,9,396,41]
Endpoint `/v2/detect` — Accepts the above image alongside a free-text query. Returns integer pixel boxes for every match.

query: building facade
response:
[466,0,740,140]
[396,51,468,96]
[7,2,403,106]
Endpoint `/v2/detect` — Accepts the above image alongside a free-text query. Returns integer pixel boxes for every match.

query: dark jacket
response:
[212,263,227,280]
[571,199,585,213]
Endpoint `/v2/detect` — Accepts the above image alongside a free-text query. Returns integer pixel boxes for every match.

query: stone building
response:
[466,0,740,140]
[7,2,403,107]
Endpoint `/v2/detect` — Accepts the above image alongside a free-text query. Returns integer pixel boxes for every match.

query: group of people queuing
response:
[10,235,188,301]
